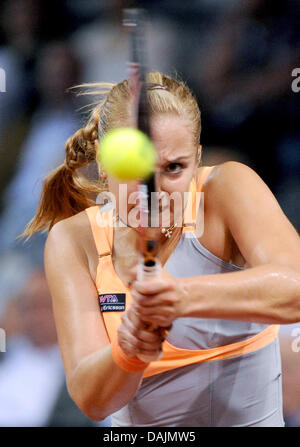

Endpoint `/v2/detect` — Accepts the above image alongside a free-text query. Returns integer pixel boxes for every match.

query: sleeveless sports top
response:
[85,166,284,427]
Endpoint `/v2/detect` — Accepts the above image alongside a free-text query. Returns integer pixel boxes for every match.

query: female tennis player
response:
[24,72,300,427]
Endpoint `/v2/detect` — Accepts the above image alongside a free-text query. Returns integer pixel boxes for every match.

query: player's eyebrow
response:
[162,155,193,163]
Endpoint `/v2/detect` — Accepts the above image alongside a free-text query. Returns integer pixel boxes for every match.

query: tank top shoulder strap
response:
[196,165,215,193]
[85,206,114,257]
[183,166,216,231]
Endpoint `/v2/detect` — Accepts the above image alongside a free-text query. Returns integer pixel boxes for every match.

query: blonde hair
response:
[23,72,201,237]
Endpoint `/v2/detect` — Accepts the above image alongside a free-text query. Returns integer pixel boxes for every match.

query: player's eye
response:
[164,162,184,174]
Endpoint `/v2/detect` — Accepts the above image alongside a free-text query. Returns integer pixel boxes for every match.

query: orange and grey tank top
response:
[85,166,284,427]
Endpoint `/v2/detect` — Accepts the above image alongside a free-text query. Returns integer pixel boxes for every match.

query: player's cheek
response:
[126,180,139,205]
[163,167,192,188]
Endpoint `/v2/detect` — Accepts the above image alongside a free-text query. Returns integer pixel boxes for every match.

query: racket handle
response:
[137,257,162,281]
[136,259,166,362]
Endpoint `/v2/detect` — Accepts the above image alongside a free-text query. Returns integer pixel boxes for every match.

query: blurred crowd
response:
[0,0,299,427]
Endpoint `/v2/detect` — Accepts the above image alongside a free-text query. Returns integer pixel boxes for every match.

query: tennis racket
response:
[123,8,163,362]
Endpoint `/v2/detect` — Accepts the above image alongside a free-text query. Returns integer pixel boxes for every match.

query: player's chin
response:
[160,211,177,228]
[159,204,180,219]
[159,203,171,214]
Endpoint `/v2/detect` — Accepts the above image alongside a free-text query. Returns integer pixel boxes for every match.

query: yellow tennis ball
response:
[98,127,157,181]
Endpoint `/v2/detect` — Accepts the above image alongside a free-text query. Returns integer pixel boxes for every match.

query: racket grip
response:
[136,259,164,362]
[137,257,162,281]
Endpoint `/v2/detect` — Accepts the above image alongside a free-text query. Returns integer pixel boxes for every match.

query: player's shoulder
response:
[200,161,264,212]
[201,161,260,194]
[45,210,91,259]
[47,209,89,240]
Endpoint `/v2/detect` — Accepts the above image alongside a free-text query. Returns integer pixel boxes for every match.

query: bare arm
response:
[44,218,144,421]
[183,161,300,323]
[132,162,300,326]
[182,263,300,324]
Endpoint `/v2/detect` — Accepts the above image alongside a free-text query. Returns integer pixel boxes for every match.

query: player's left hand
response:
[128,268,187,328]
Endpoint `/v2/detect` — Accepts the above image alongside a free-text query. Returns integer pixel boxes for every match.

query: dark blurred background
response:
[0,0,299,427]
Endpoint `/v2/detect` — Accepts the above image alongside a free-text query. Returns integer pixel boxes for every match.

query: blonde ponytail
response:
[22,103,105,237]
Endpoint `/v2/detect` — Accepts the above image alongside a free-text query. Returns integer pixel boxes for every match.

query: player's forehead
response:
[151,114,196,162]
